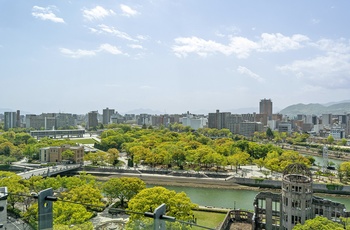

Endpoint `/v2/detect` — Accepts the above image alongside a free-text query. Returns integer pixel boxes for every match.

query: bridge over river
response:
[16,164,81,179]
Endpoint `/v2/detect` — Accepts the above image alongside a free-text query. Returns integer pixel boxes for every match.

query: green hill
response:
[280,102,350,116]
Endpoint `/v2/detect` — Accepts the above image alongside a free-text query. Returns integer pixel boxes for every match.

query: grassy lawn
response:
[192,210,226,229]
[74,138,97,144]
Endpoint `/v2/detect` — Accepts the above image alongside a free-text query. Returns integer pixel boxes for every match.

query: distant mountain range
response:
[280,101,350,116]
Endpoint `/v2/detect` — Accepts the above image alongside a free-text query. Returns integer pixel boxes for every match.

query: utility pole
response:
[144,204,175,230]
[0,187,8,229]
[38,188,57,230]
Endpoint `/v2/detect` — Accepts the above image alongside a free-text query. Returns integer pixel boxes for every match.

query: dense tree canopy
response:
[293,216,344,230]
[127,186,197,229]
[102,177,146,206]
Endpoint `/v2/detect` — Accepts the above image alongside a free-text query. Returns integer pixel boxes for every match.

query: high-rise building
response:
[4,111,17,130]
[208,110,231,129]
[87,111,98,129]
[102,108,115,125]
[321,114,332,127]
[259,99,273,117]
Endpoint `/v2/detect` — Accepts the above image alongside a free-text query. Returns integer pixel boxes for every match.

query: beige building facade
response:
[40,145,84,164]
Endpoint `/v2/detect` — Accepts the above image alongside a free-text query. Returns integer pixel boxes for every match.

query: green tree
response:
[340,161,350,181]
[23,202,93,229]
[327,135,335,145]
[227,151,250,173]
[266,127,274,140]
[61,149,74,161]
[340,138,348,146]
[102,177,146,207]
[84,151,107,166]
[106,148,120,166]
[253,158,265,171]
[127,186,197,228]
[293,216,344,230]
[62,184,104,211]
[0,171,29,209]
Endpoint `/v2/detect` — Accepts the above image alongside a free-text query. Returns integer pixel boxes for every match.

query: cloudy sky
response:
[1,1,350,115]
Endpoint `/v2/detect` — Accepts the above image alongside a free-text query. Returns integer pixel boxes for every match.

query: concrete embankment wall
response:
[66,167,350,194]
[232,177,350,195]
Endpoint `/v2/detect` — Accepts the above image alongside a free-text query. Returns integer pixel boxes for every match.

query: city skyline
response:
[1,1,350,114]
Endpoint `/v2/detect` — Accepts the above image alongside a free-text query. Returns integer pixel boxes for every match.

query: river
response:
[149,185,350,211]
[146,153,350,211]
[303,154,344,167]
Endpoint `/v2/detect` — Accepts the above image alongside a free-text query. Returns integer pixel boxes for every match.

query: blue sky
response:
[1,1,350,115]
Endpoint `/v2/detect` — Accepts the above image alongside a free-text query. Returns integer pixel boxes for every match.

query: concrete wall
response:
[233,177,350,195]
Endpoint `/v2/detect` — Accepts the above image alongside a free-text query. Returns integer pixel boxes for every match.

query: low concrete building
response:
[40,145,84,164]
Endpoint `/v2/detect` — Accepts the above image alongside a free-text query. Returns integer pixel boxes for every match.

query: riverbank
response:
[76,169,350,196]
[88,171,259,190]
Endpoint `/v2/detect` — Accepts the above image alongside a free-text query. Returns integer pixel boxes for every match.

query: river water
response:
[303,154,344,167]
[146,153,350,211]
[149,185,350,211]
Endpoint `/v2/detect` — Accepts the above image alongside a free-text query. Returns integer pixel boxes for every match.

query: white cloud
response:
[237,66,265,82]
[60,43,123,58]
[278,52,350,89]
[136,35,149,41]
[128,44,143,49]
[99,44,122,55]
[227,36,259,58]
[82,6,115,21]
[173,33,308,58]
[90,24,138,42]
[60,48,96,58]
[277,38,350,89]
[172,36,227,58]
[313,38,350,54]
[258,33,309,52]
[120,4,139,17]
[32,6,65,23]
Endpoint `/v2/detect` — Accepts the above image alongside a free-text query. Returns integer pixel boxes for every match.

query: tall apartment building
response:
[4,111,20,130]
[181,112,207,130]
[56,113,77,128]
[110,112,125,124]
[321,114,332,127]
[208,110,231,129]
[138,114,153,126]
[239,122,263,137]
[102,107,115,125]
[87,111,98,129]
[26,114,52,130]
[259,99,273,117]
[26,113,77,130]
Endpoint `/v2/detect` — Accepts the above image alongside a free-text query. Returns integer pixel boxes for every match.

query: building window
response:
[284,212,288,222]
[258,199,266,209]
[292,215,301,224]
[292,199,301,209]
[273,201,280,212]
